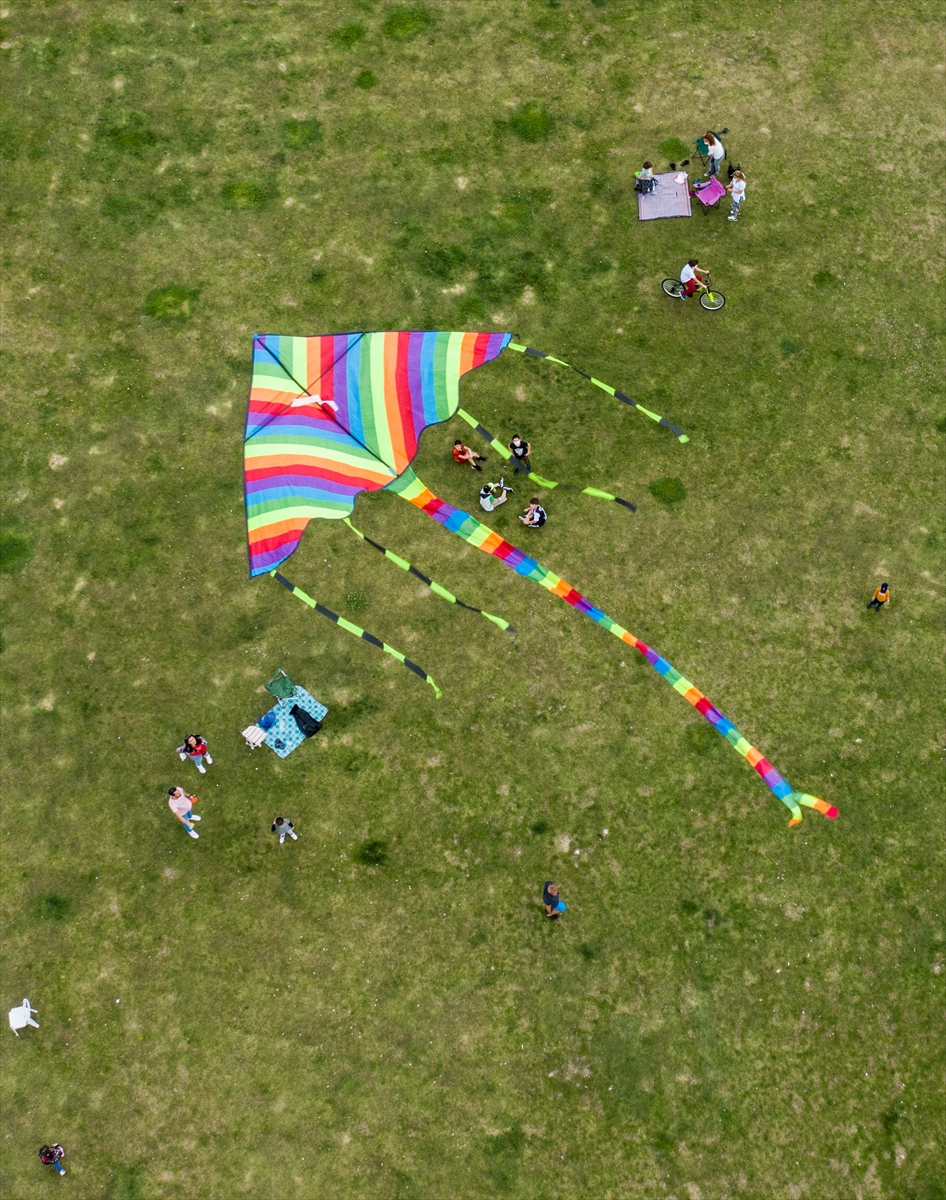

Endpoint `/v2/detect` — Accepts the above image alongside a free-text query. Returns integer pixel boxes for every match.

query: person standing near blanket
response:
[39,1145,66,1177]
[704,132,725,177]
[679,259,707,298]
[168,787,201,839]
[726,170,746,221]
[508,434,532,474]
[177,733,212,774]
[543,881,566,919]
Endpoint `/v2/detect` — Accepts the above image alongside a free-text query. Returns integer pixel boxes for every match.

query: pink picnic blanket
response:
[637,171,692,221]
[693,176,726,206]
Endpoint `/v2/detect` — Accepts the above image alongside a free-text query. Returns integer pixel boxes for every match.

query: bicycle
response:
[661,271,726,310]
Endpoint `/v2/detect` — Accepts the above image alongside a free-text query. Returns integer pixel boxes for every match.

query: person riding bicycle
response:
[679,259,707,299]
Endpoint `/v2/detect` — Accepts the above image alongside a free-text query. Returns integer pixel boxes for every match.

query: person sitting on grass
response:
[453,440,485,471]
[479,479,512,513]
[635,161,656,193]
[519,498,547,528]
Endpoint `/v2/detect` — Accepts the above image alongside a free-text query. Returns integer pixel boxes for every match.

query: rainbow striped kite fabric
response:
[244,330,511,576]
[386,467,838,827]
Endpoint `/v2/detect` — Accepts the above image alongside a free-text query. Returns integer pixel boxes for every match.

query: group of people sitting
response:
[452,436,547,528]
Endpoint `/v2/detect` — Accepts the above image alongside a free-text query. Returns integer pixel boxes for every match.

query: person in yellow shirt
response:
[867,583,890,612]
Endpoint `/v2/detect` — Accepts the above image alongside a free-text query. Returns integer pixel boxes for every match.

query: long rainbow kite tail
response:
[270,570,442,699]
[505,342,690,443]
[457,408,636,509]
[342,517,514,634]
[386,469,837,826]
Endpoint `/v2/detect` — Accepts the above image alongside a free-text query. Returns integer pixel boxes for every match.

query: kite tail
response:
[457,409,636,511]
[505,342,690,443]
[270,570,442,699]
[387,469,837,826]
[342,518,514,634]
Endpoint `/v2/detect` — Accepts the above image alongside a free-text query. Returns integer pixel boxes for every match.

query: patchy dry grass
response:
[0,2,944,1198]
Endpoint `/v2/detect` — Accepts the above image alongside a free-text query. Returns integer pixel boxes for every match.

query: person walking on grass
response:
[543,881,567,919]
[726,170,746,221]
[39,1145,66,1177]
[168,787,201,839]
[867,582,890,612]
[704,131,725,178]
[508,434,532,475]
[271,816,298,844]
[177,733,212,775]
[453,440,485,471]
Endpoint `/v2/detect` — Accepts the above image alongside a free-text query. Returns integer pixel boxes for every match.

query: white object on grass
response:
[9,1000,39,1035]
[242,725,267,749]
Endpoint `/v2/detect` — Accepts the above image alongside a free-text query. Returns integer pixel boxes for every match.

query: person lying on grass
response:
[453,440,485,471]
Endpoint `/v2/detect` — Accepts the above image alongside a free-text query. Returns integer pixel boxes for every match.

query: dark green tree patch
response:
[97,111,159,156]
[812,268,838,287]
[35,893,71,921]
[143,285,198,322]
[685,723,718,756]
[357,839,388,866]
[382,6,434,41]
[649,476,686,503]
[221,179,277,210]
[101,193,164,232]
[0,525,34,574]
[281,118,322,149]
[332,22,366,47]
[508,102,556,143]
[659,137,689,161]
[355,70,379,89]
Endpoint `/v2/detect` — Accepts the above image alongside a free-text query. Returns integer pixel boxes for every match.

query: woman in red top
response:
[177,733,213,774]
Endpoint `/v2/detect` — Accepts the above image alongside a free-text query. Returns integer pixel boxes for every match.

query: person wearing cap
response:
[867,582,890,612]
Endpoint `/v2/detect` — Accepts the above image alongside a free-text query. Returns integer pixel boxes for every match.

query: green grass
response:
[1,2,945,1198]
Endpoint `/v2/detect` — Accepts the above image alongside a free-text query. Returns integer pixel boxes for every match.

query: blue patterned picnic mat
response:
[261,686,329,758]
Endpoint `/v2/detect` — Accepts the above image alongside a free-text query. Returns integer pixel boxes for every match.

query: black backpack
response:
[290,704,322,738]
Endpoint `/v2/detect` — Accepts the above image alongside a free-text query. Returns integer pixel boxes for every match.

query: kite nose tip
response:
[825,806,839,819]
[678,434,690,444]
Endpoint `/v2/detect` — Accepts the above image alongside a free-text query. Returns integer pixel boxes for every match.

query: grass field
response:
[1,2,944,1197]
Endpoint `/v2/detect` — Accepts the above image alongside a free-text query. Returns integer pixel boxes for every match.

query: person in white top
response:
[704,132,725,177]
[726,170,746,221]
[679,258,707,298]
[168,787,201,839]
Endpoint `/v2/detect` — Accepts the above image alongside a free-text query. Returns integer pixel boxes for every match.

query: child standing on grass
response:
[543,881,567,919]
[168,787,201,839]
[867,582,890,611]
[39,1145,66,1177]
[177,733,212,774]
[271,816,298,843]
[726,170,746,221]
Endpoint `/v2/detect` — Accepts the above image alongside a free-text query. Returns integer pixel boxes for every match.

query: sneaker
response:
[197,764,206,774]
[204,754,213,765]
[188,829,199,839]
[190,814,201,821]
[179,753,187,761]
[289,831,298,840]
[473,464,482,471]
[728,215,738,221]
[279,835,286,843]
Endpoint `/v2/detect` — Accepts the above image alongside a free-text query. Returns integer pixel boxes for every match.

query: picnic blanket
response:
[693,176,726,207]
[637,171,692,221]
[259,686,329,758]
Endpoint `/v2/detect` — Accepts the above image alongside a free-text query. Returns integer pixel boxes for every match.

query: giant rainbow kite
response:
[243,329,837,827]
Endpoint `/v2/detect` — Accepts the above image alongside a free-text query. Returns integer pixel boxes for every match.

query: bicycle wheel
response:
[700,289,725,310]
[661,278,684,297]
